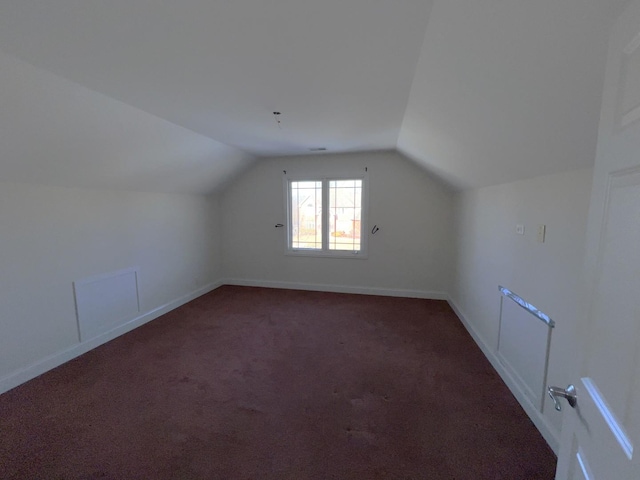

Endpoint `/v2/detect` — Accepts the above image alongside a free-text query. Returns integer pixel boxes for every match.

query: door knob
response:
[547,384,577,411]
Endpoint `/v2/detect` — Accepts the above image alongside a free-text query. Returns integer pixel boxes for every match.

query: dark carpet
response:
[0,286,556,479]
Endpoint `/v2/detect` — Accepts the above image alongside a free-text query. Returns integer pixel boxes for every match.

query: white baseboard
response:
[222,278,448,300]
[447,295,560,454]
[0,281,223,395]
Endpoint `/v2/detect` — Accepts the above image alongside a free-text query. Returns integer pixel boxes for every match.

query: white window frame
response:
[284,174,369,259]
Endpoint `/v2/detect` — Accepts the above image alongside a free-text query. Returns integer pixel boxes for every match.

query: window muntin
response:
[287,176,367,257]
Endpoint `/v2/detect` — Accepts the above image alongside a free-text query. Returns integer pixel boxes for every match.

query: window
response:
[286,176,367,257]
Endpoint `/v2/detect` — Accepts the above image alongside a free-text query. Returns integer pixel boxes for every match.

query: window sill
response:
[285,250,368,260]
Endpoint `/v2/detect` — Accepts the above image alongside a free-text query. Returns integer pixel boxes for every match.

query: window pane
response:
[290,181,322,250]
[329,179,362,251]
[330,179,361,188]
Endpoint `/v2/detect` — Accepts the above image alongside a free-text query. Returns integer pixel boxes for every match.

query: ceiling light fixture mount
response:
[273,111,282,129]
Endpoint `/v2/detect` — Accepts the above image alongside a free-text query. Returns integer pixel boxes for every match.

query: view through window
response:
[290,180,323,250]
[328,179,362,251]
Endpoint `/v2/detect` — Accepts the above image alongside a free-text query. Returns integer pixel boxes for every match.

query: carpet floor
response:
[0,286,556,479]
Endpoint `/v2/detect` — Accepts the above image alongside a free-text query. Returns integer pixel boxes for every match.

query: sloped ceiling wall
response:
[397,0,623,190]
[0,51,255,195]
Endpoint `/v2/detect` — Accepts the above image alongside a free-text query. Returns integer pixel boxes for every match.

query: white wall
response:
[221,151,454,297]
[450,167,593,450]
[0,183,223,391]
[0,48,254,393]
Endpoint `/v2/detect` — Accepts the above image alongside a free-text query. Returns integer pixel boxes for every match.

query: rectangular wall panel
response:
[74,268,140,341]
[497,288,553,411]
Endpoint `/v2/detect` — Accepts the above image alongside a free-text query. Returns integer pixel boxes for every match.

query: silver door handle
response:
[547,384,577,411]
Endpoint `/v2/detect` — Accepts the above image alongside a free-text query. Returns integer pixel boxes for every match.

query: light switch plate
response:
[537,225,546,243]
[516,224,525,235]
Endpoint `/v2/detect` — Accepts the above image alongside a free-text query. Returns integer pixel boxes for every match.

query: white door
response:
[554,2,640,479]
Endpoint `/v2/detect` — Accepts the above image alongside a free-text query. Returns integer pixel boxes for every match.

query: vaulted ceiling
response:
[0,0,629,193]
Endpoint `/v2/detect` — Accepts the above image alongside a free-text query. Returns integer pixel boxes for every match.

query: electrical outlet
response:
[516,224,525,235]
[537,225,546,243]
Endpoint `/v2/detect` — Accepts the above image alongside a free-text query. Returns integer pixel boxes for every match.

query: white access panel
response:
[73,267,140,341]
[497,286,553,412]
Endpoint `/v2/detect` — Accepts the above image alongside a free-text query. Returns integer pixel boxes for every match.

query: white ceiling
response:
[0,0,630,192]
[0,0,432,156]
